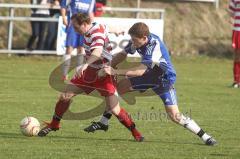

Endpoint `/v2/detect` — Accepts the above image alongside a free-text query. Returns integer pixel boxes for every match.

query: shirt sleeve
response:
[124,41,136,55]
[60,0,67,9]
[141,41,158,68]
[141,41,168,73]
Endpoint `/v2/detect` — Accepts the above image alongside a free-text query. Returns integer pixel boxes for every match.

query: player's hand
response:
[76,64,88,78]
[103,66,116,75]
[63,17,68,26]
[124,41,136,54]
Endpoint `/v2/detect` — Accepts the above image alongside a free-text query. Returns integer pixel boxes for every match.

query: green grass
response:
[1,55,240,159]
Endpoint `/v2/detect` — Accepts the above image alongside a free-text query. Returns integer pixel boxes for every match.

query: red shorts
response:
[70,63,116,97]
[232,30,240,49]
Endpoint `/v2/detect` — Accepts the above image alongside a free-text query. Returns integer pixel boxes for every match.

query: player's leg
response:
[105,94,144,142]
[62,25,77,81]
[84,75,144,141]
[233,48,240,88]
[84,73,153,133]
[159,88,217,146]
[232,30,240,88]
[76,35,86,66]
[38,91,75,137]
[38,82,86,137]
[84,78,133,132]
[62,46,73,81]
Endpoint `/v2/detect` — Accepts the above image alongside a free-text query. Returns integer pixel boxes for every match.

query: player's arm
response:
[86,47,103,65]
[60,0,68,26]
[60,8,68,26]
[109,40,146,76]
[103,40,146,76]
[88,0,95,22]
[116,64,147,76]
[111,51,127,68]
[89,12,95,22]
[76,47,103,77]
[104,63,147,77]
[111,39,136,68]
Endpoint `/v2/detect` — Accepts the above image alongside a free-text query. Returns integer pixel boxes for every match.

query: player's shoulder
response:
[150,33,161,41]
[89,22,107,34]
[149,33,164,46]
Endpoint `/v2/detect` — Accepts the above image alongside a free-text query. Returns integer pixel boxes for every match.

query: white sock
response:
[179,115,201,135]
[76,54,85,66]
[179,115,211,142]
[100,116,109,125]
[62,54,71,76]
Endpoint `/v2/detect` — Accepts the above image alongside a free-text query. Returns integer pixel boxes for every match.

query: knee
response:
[111,106,120,116]
[107,102,120,116]
[59,93,73,102]
[167,111,182,124]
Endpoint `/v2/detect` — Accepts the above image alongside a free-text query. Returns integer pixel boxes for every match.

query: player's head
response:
[128,22,150,48]
[71,13,92,35]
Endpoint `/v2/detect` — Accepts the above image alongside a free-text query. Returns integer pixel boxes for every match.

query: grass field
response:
[0,55,240,159]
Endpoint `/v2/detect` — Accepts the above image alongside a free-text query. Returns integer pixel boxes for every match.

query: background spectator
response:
[26,0,50,50]
[44,0,60,50]
[95,0,107,17]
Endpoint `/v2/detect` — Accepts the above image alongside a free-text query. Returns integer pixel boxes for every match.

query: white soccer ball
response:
[20,117,40,137]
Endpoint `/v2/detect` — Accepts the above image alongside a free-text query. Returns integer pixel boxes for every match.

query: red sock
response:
[51,100,71,127]
[116,108,133,129]
[234,61,240,83]
[115,108,143,140]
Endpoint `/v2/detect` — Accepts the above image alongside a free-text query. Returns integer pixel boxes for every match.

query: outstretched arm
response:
[111,51,127,68]
[104,63,147,77]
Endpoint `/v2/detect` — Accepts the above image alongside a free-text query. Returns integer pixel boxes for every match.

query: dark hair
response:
[71,13,91,26]
[128,22,150,38]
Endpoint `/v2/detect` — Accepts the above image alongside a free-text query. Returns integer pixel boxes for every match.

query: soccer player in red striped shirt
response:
[38,13,144,142]
[229,0,240,88]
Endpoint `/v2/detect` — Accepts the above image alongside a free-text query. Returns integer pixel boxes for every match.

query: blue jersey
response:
[125,33,176,85]
[61,0,96,18]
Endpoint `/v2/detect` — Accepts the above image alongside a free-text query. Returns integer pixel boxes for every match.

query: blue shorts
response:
[157,88,177,106]
[129,68,177,106]
[66,24,84,48]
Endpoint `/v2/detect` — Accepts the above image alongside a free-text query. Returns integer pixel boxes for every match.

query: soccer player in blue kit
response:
[84,22,217,146]
[60,0,96,80]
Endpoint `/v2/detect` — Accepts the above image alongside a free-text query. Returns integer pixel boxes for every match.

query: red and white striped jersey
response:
[83,22,112,61]
[229,0,240,31]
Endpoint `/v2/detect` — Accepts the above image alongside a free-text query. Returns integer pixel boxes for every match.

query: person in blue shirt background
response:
[84,22,217,146]
[60,0,96,80]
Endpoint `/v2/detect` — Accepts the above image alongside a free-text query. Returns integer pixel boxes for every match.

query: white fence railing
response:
[0,1,219,55]
[0,3,165,55]
[179,0,219,9]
